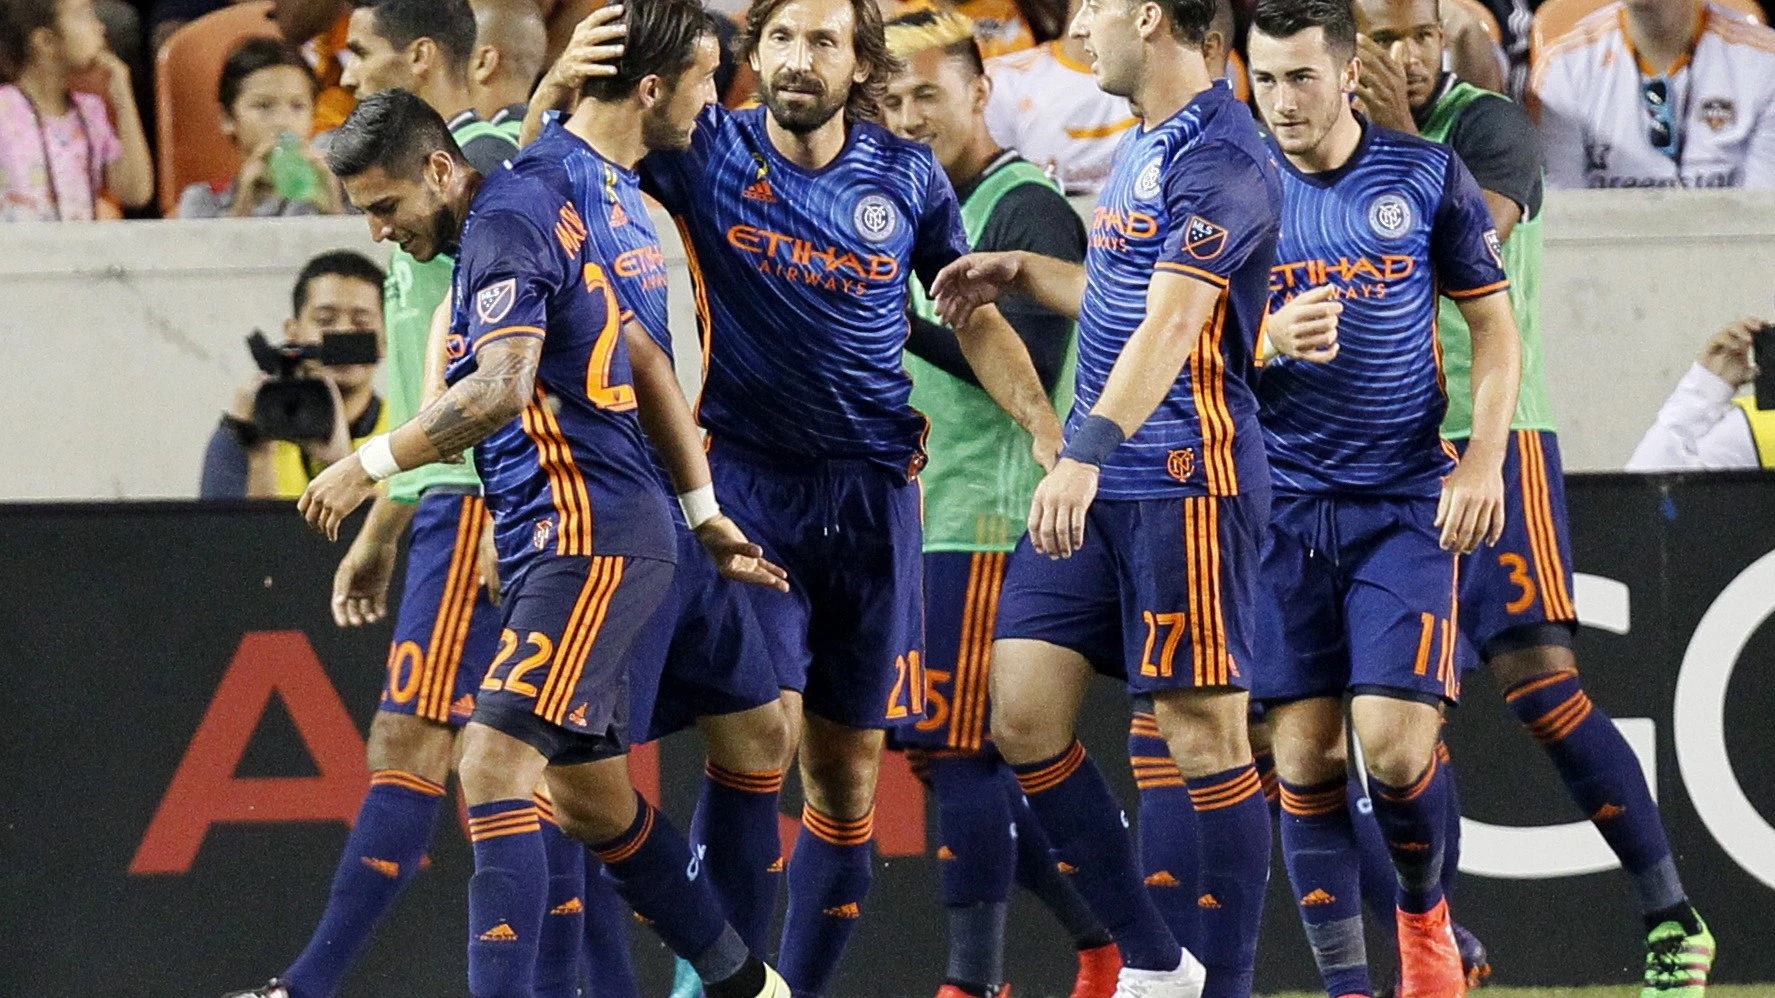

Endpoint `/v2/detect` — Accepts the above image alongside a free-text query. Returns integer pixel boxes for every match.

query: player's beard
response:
[762,70,847,135]
[423,201,458,261]
[641,97,694,152]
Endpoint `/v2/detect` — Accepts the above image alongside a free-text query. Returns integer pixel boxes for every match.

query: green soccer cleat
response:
[1641,915,1715,997]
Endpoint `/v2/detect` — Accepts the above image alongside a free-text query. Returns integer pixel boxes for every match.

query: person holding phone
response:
[1628,316,1775,470]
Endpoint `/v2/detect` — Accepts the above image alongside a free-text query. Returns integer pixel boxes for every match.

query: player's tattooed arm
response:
[406,336,542,461]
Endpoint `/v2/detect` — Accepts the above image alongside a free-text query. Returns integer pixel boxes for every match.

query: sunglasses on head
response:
[1641,76,1680,159]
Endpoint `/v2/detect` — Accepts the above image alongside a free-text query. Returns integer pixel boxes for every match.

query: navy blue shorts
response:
[472,554,674,765]
[629,525,784,743]
[995,493,1267,693]
[708,442,926,730]
[1455,430,1578,661]
[1253,495,1461,706]
[890,550,1008,752]
[381,491,503,726]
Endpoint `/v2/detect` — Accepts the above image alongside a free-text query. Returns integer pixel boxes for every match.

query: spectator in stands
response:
[1628,317,1775,469]
[201,250,388,499]
[1532,0,1775,188]
[466,0,548,126]
[178,37,344,217]
[0,0,152,221]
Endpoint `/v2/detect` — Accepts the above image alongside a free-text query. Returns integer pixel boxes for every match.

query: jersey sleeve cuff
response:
[474,325,546,352]
[1153,261,1230,289]
[1444,279,1510,300]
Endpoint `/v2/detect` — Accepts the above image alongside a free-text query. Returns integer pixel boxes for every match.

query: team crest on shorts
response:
[1701,97,1736,131]
[1183,216,1228,260]
[852,194,899,242]
[476,279,516,324]
[1135,159,1163,199]
[1367,194,1412,239]
[1167,448,1196,482]
[533,518,554,551]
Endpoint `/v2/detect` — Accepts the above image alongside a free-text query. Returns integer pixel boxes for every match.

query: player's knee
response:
[553,795,633,846]
[1150,688,1251,778]
[701,699,793,773]
[989,702,1071,766]
[1267,700,1347,785]
[366,710,455,781]
[1488,645,1578,693]
[457,724,543,805]
[798,726,883,819]
[1362,738,1438,789]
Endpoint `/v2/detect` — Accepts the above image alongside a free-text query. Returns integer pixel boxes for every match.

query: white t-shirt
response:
[1627,363,1760,470]
[1531,2,1775,189]
[984,42,1136,196]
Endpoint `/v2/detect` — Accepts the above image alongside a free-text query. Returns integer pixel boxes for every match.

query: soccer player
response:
[878,11,1119,998]
[931,0,1283,995]
[1245,0,1522,994]
[528,2,1065,994]
[1355,0,1716,990]
[296,5,791,994]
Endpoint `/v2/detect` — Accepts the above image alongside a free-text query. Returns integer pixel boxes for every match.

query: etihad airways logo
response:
[613,245,669,291]
[726,224,900,296]
[1270,255,1417,300]
[1088,207,1159,252]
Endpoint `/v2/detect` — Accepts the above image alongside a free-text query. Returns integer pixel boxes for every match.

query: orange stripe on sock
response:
[370,770,446,796]
[706,763,785,793]
[1189,768,1263,810]
[594,805,656,864]
[1505,670,1573,703]
[1379,757,1440,802]
[802,805,874,846]
[1015,741,1087,794]
[469,807,542,842]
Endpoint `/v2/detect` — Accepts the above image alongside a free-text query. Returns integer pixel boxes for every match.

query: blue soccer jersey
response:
[1258,122,1509,498]
[1077,81,1281,501]
[640,104,970,477]
[446,122,675,583]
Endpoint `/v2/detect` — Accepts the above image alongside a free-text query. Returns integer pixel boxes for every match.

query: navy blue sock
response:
[1505,670,1686,913]
[283,769,446,998]
[593,793,746,981]
[583,856,641,998]
[1129,710,1201,954]
[1012,742,1182,972]
[928,753,1017,991]
[536,796,586,998]
[1367,756,1452,916]
[467,800,548,998]
[1437,744,1462,900]
[1006,767,1112,950]
[695,762,787,955]
[1280,778,1373,998]
[779,806,876,998]
[1187,764,1270,998]
[1348,774,1397,927]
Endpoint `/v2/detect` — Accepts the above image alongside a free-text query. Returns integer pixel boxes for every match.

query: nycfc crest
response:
[852,193,898,243]
[533,518,553,551]
[1135,159,1163,199]
[1367,194,1412,239]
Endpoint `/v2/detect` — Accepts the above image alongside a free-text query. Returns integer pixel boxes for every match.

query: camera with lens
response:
[245,330,381,441]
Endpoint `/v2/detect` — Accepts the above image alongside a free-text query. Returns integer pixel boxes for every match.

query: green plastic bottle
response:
[267,131,325,206]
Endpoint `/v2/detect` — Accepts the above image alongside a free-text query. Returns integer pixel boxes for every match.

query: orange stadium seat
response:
[1532,0,1764,61]
[1452,0,1505,43]
[153,1,281,216]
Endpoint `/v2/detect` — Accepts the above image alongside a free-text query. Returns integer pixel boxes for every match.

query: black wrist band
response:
[1060,414,1125,467]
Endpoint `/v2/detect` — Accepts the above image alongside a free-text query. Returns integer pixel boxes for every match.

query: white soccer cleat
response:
[755,962,792,998]
[1110,950,1207,998]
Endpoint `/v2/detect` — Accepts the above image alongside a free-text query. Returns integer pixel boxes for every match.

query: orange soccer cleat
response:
[1070,942,1123,998]
[1396,900,1468,998]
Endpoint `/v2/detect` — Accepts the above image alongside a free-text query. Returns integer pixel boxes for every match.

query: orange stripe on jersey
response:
[1444,558,1461,701]
[1521,433,1577,620]
[421,500,482,722]
[1016,741,1086,794]
[1445,279,1510,300]
[964,553,1007,750]
[1187,294,1239,495]
[1183,497,1232,686]
[429,498,487,721]
[1154,261,1230,288]
[533,393,595,554]
[475,325,545,350]
[949,552,989,751]
[520,395,584,554]
[540,557,625,724]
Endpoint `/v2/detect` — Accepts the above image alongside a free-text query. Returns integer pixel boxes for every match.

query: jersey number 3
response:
[582,263,637,411]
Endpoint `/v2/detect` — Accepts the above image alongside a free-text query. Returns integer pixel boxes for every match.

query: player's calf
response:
[696,702,793,953]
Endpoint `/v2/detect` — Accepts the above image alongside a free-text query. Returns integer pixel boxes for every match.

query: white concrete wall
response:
[2,189,1772,500]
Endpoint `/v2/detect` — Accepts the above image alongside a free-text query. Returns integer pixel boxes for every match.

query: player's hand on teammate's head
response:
[1266,283,1343,363]
[1435,460,1505,554]
[1698,317,1763,388]
[545,3,628,88]
[331,532,398,626]
[298,455,378,542]
[931,252,1020,328]
[1028,458,1099,560]
[694,516,791,593]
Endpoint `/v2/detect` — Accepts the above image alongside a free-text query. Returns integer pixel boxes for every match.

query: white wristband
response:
[677,483,720,529]
[358,434,402,482]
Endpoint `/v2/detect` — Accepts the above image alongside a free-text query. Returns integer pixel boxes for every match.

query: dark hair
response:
[582,0,719,102]
[0,0,58,80]
[1146,0,1218,45]
[326,88,465,180]
[353,0,477,80]
[292,250,387,316]
[218,37,319,115]
[884,9,984,79]
[737,0,903,123]
[1252,0,1358,57]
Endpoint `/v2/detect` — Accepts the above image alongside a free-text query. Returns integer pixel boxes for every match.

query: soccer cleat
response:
[1641,916,1715,997]
[1110,950,1206,998]
[671,955,707,998]
[1453,922,1492,988]
[935,984,1014,998]
[755,962,792,998]
[1070,942,1122,998]
[1396,900,1466,998]
[220,980,290,998]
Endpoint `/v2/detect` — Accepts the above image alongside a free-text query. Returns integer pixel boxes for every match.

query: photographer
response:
[200,250,388,498]
[1627,317,1775,471]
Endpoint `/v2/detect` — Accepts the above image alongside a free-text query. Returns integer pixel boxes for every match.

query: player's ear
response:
[1136,0,1163,41]
[637,73,664,109]
[472,43,499,87]
[1342,49,1361,91]
[971,69,991,114]
[426,149,455,191]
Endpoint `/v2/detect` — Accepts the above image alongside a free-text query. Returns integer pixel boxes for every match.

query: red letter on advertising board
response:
[130,631,369,874]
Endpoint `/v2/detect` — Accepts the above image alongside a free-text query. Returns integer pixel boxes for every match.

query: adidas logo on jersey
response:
[451,694,475,719]
[609,202,629,228]
[1144,871,1181,887]
[743,179,778,203]
[479,923,518,942]
[360,857,400,878]
[568,702,589,727]
[1197,894,1222,909]
[1300,888,1337,906]
[551,897,585,916]
[823,902,861,919]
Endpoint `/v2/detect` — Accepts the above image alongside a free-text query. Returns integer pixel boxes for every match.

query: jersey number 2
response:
[582,263,637,411]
